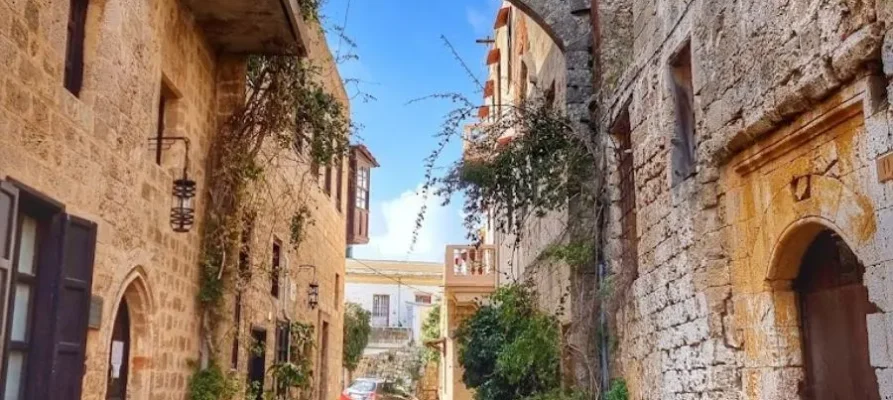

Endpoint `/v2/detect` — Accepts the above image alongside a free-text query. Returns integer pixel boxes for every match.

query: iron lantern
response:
[297,264,320,309]
[149,136,196,233]
[308,282,320,309]
[170,171,196,232]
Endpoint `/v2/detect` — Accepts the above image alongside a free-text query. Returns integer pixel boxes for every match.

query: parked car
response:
[339,378,408,400]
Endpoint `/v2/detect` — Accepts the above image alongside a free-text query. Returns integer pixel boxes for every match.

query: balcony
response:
[444,245,497,290]
[442,245,497,400]
[180,0,309,54]
[462,122,517,165]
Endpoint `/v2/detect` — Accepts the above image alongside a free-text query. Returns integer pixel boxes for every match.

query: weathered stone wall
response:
[354,346,426,391]
[231,25,349,400]
[0,0,347,399]
[490,1,570,321]
[587,0,893,399]
[208,23,350,400]
[486,1,602,391]
[721,80,891,399]
[440,300,477,400]
[0,0,217,398]
[417,361,441,400]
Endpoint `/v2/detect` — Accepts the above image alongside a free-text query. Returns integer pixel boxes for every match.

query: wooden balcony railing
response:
[444,245,497,288]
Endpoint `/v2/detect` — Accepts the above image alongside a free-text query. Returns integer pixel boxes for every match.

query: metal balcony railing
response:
[444,245,497,288]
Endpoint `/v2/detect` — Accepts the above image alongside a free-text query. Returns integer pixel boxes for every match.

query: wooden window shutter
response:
[271,240,281,298]
[669,41,696,185]
[336,159,343,212]
[0,182,20,360]
[48,214,97,400]
[324,164,332,195]
[64,0,89,96]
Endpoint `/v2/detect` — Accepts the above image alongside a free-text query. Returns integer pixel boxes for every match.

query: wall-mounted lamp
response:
[308,282,319,310]
[171,172,196,232]
[148,136,196,233]
[297,264,319,309]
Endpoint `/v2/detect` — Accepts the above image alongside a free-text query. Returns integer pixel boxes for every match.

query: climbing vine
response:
[420,304,442,363]
[198,51,349,335]
[289,205,315,252]
[417,37,624,398]
[270,322,317,399]
[297,0,323,23]
[187,363,241,400]
[189,5,353,398]
[420,93,596,246]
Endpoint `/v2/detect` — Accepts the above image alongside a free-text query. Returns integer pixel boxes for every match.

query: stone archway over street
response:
[503,0,593,129]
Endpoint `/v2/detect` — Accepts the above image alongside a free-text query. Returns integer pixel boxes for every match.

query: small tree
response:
[343,302,372,374]
[456,284,563,400]
[415,38,610,397]
[420,304,442,362]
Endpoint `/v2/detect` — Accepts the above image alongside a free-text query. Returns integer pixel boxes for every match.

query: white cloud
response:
[354,185,450,262]
[466,6,490,35]
[466,0,503,35]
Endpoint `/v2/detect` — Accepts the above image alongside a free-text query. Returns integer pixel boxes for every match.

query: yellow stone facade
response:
[0,0,348,399]
[722,80,887,398]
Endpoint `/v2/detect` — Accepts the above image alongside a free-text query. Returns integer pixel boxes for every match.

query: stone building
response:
[482,1,571,318]
[468,0,893,399]
[344,258,442,350]
[438,245,497,400]
[0,1,365,399]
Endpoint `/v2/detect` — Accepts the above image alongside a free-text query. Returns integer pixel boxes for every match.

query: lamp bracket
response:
[148,136,191,176]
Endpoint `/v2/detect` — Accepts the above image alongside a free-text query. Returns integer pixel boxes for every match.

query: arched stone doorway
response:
[712,79,883,399]
[104,268,154,400]
[794,229,879,399]
[106,298,131,400]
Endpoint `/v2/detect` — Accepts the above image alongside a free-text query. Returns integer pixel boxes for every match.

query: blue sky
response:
[322,0,502,262]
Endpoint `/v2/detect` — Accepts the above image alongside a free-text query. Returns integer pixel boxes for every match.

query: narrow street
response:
[0,1,892,400]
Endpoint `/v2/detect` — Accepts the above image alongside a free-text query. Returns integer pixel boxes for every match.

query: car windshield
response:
[349,380,377,392]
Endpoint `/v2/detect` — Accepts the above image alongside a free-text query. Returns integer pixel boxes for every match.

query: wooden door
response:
[319,322,330,400]
[248,328,267,400]
[796,230,879,400]
[106,299,130,400]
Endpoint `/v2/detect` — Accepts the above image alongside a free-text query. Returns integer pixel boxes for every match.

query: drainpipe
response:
[598,260,610,390]
[397,277,402,327]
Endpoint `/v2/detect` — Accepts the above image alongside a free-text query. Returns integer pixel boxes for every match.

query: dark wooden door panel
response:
[49,214,97,400]
[248,329,266,400]
[798,230,880,400]
[801,285,879,400]
[106,300,130,400]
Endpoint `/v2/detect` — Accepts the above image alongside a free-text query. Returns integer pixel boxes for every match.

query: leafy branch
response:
[415,34,626,397]
[192,50,350,400]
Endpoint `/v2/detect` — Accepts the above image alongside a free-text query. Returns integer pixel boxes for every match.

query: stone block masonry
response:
[587,0,893,399]
[0,0,349,399]
[497,0,893,398]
